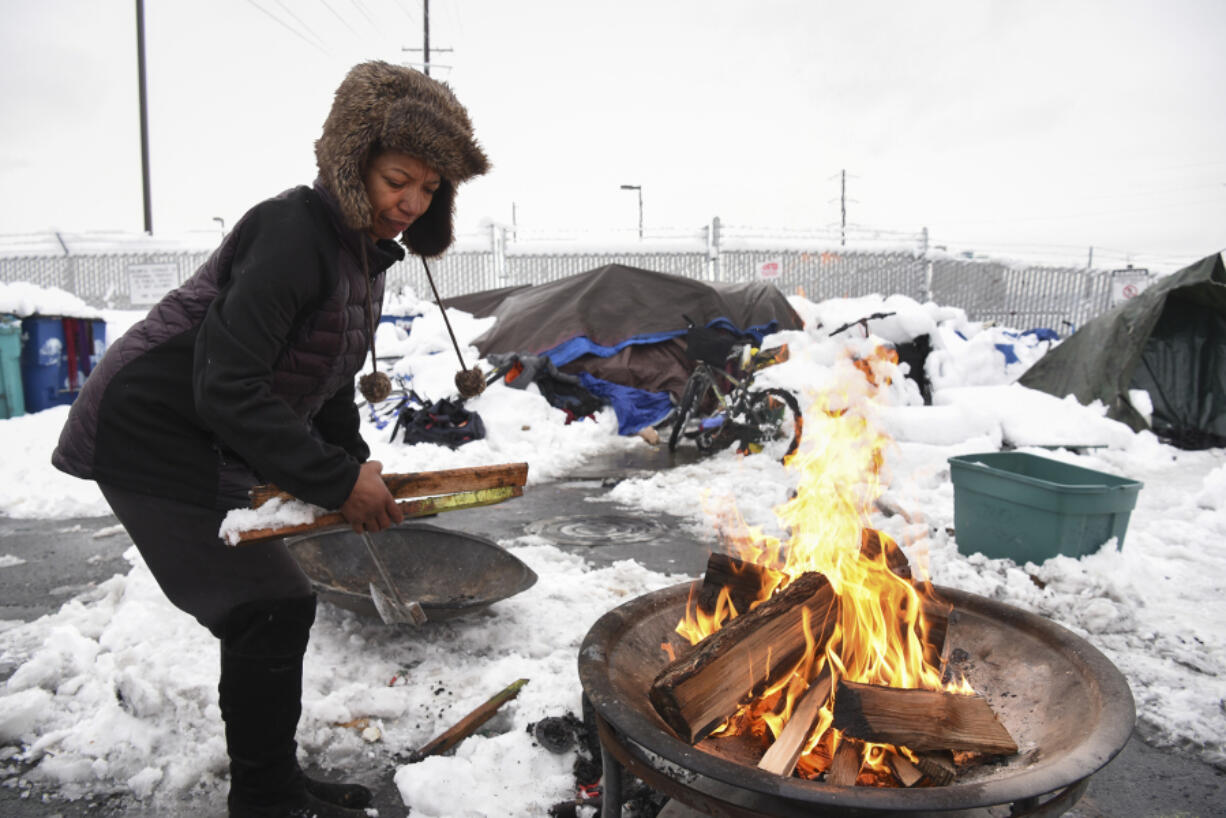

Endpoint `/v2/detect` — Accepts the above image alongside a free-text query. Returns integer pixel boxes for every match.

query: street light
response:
[620,184,643,240]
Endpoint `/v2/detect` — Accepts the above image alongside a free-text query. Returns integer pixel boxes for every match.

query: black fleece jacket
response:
[52,183,404,511]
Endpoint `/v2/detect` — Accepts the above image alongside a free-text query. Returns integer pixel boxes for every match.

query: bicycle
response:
[666,318,803,461]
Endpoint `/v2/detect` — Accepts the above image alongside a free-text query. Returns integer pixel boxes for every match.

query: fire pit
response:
[579,581,1135,817]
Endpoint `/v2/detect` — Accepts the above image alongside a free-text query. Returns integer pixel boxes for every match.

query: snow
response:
[1,286,1224,815]
[0,280,102,320]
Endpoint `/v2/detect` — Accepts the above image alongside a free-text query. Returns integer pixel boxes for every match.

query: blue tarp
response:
[542,317,786,368]
[577,373,675,435]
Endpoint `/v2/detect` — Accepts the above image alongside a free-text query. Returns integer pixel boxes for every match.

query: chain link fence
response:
[1,229,1126,331]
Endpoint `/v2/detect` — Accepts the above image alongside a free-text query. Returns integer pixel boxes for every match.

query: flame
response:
[673,342,969,783]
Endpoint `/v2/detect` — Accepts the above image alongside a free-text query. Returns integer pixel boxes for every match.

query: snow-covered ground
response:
[0,283,1223,816]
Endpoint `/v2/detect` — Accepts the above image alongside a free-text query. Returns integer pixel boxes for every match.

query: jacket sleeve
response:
[312,379,371,463]
[193,200,361,510]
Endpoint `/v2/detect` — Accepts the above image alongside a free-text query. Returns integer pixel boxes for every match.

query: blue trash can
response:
[20,316,107,414]
[0,315,24,419]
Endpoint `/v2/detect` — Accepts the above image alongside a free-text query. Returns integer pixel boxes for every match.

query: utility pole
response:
[620,185,643,239]
[402,0,453,76]
[136,0,152,234]
[840,169,847,247]
[828,170,854,247]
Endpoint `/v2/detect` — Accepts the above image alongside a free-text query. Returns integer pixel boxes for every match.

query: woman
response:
[52,61,489,817]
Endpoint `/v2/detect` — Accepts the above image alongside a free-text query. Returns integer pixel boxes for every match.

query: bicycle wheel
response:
[737,388,803,462]
[668,370,709,451]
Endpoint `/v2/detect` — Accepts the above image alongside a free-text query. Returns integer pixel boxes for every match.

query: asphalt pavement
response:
[0,444,1222,817]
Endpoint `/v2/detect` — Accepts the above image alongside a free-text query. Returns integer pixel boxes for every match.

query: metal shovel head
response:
[369,582,428,626]
[285,521,538,623]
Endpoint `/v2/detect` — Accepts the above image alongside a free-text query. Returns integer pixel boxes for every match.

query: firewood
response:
[887,752,923,787]
[831,680,1017,755]
[825,738,863,786]
[699,528,907,617]
[650,572,839,744]
[406,678,528,763]
[914,751,956,785]
[757,670,832,776]
[696,552,779,616]
[249,462,529,507]
[859,528,911,580]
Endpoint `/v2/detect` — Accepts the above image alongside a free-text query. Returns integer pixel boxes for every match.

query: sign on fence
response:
[127,263,179,305]
[1109,268,1152,306]
[758,258,782,279]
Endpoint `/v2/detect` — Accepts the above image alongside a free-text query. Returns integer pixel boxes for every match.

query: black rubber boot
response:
[302,771,373,809]
[219,595,368,818]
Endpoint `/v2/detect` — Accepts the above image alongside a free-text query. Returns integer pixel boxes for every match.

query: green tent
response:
[1018,252,1226,449]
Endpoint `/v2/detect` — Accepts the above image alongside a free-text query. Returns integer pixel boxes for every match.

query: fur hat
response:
[315,61,490,257]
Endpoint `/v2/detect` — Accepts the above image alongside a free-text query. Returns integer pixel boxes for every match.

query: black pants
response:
[99,482,312,636]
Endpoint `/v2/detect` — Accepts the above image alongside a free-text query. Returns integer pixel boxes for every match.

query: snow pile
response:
[1,289,1225,814]
[0,543,679,814]
[0,281,101,320]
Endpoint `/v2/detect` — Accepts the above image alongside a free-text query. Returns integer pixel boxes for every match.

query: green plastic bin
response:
[0,315,24,419]
[948,452,1143,562]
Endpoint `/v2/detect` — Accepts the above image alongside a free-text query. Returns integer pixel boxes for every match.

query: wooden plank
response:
[757,671,832,776]
[825,738,863,786]
[831,680,1018,755]
[887,752,924,787]
[407,679,528,762]
[249,462,529,507]
[650,572,839,744]
[233,486,521,545]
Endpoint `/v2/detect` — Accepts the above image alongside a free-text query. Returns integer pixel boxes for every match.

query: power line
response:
[387,0,417,25]
[318,0,362,38]
[271,0,329,50]
[246,0,330,55]
[349,0,380,31]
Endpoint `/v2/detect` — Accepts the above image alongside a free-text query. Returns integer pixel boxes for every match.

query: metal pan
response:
[285,521,537,622]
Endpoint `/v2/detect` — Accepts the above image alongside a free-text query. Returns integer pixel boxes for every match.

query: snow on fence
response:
[0,232,1117,331]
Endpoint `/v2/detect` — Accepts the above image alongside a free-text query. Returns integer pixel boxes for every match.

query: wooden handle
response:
[249,462,529,508]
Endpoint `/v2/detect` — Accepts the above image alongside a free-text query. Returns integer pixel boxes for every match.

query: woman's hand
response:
[340,461,405,534]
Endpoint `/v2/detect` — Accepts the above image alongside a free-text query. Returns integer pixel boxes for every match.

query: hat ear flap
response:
[402,180,455,258]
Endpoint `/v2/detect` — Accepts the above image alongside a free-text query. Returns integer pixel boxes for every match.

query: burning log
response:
[914,751,957,786]
[756,671,832,776]
[887,752,924,787]
[697,529,907,618]
[650,572,839,743]
[832,680,1018,755]
[825,738,864,786]
[859,528,911,581]
[696,552,779,616]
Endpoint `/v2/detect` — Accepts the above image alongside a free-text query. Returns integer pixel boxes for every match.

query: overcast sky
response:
[2,0,1224,271]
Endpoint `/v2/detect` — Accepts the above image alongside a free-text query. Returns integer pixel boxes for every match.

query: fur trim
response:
[315,61,490,257]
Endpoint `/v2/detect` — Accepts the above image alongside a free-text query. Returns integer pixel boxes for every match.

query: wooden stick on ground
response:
[407,678,529,763]
[757,670,832,776]
[650,572,839,744]
[831,679,1018,755]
